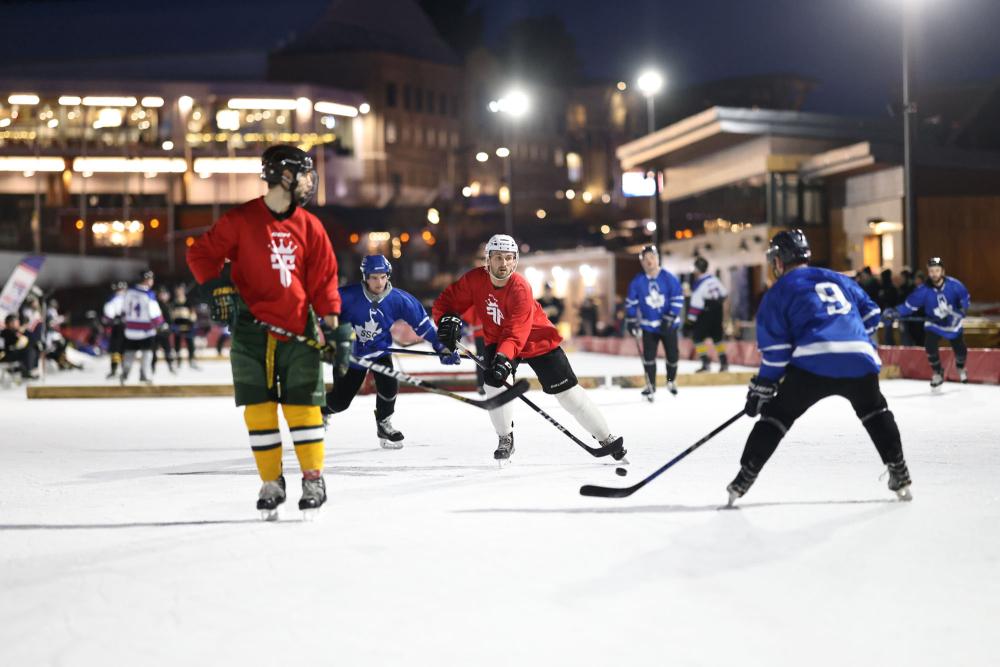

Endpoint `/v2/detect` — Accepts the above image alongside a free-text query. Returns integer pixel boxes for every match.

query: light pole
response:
[901,1,918,268]
[489,89,530,238]
[637,70,664,249]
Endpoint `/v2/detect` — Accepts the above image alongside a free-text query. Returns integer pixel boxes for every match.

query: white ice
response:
[1,354,997,666]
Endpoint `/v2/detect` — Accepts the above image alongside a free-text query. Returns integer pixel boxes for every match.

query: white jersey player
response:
[683,257,730,372]
[121,270,164,384]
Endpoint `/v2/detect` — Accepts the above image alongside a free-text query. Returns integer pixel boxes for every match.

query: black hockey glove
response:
[322,323,355,377]
[745,376,778,417]
[625,317,640,338]
[200,276,237,324]
[489,353,513,385]
[661,312,679,332]
[433,341,460,365]
[437,314,463,353]
[881,308,899,322]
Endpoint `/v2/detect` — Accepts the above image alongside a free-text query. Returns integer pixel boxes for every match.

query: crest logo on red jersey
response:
[269,235,297,288]
[486,294,504,326]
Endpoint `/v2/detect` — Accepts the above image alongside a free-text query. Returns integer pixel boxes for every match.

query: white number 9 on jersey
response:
[815,282,852,315]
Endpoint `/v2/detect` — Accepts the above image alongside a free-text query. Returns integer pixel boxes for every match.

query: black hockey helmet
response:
[138,268,155,282]
[261,144,317,206]
[638,244,658,259]
[694,256,709,274]
[110,280,127,291]
[927,257,944,268]
[766,229,811,272]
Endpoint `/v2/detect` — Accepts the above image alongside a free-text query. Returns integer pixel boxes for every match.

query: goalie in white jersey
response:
[121,269,165,385]
[683,256,730,372]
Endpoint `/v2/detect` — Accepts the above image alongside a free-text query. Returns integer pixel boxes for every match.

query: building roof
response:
[617,106,895,171]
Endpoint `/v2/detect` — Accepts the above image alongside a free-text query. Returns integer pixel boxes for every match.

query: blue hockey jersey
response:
[895,277,969,340]
[339,283,440,364]
[757,267,882,381]
[625,269,684,332]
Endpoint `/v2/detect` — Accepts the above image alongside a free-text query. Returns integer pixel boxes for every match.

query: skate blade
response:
[895,487,913,502]
[259,508,281,522]
[379,439,404,450]
[495,457,511,469]
[300,507,323,521]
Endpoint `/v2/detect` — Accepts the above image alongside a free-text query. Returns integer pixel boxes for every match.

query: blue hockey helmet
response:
[361,254,392,278]
[766,229,811,271]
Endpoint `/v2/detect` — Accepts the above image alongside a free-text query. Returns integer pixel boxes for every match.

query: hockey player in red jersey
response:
[187,145,354,519]
[433,234,626,462]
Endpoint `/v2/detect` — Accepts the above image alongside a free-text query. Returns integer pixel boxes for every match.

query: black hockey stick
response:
[631,329,655,398]
[455,341,621,459]
[255,320,527,410]
[384,346,471,359]
[580,410,745,498]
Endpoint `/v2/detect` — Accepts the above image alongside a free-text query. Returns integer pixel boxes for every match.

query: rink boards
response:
[23,366,901,399]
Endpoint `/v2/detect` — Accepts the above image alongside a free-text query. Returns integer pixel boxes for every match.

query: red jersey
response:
[433,268,561,360]
[186,198,340,335]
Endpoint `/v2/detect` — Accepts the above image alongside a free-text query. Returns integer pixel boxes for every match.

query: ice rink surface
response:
[2,355,998,666]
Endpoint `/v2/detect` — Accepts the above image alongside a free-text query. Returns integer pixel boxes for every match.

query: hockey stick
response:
[254,320,527,410]
[384,346,468,358]
[580,410,745,498]
[455,341,621,459]
[631,330,655,398]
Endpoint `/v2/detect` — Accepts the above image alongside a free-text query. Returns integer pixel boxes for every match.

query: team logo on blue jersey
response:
[355,311,382,343]
[933,293,956,320]
[645,283,664,310]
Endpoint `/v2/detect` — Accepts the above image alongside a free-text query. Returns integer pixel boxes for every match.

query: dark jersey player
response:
[433,234,626,462]
[726,229,912,506]
[325,254,458,449]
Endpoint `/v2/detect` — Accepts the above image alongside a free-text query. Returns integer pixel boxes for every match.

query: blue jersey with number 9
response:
[756,267,882,380]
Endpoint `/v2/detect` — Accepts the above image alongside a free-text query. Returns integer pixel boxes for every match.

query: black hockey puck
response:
[615,467,628,477]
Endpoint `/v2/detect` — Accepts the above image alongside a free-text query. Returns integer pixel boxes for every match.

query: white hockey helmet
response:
[485,234,518,257]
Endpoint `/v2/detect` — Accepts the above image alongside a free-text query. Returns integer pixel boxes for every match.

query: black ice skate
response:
[257,475,287,521]
[376,412,404,450]
[718,355,729,373]
[494,432,515,463]
[600,435,628,463]
[885,460,913,501]
[959,368,968,384]
[696,357,711,373]
[666,380,678,395]
[299,475,327,519]
[725,464,760,507]
[930,372,944,389]
[641,386,655,402]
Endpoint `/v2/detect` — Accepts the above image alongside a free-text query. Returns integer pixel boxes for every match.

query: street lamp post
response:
[489,89,530,239]
[901,2,918,268]
[637,70,664,249]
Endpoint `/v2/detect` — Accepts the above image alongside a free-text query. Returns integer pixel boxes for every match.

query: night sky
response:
[475,0,1000,115]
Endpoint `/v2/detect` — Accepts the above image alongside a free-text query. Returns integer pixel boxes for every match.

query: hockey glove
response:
[433,341,460,365]
[489,353,514,385]
[322,323,355,377]
[436,314,463,353]
[200,276,237,324]
[661,312,679,332]
[625,317,640,338]
[744,376,778,417]
[881,308,899,322]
